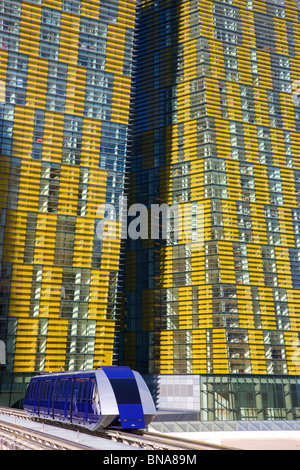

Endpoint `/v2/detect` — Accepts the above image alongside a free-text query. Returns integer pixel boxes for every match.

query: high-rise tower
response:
[1,0,299,420]
[0,0,136,406]
[121,0,300,419]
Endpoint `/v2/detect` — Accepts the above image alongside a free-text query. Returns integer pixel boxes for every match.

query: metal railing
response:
[0,406,236,450]
[0,417,95,450]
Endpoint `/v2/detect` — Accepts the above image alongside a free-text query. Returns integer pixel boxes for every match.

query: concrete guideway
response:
[0,411,134,451]
[151,429,300,450]
[0,417,94,450]
[150,414,300,450]
[0,407,237,451]
[2,407,300,451]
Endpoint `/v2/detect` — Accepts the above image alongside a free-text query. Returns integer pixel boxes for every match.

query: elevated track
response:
[0,407,237,451]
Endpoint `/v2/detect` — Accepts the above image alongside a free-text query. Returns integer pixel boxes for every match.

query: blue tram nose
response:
[101,366,146,429]
[118,404,145,428]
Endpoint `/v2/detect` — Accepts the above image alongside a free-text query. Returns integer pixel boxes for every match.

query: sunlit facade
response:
[120,0,300,418]
[0,0,136,405]
[0,0,300,418]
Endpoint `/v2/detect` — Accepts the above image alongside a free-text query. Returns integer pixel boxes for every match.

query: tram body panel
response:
[132,371,157,427]
[92,368,119,429]
[23,366,156,431]
[100,366,145,429]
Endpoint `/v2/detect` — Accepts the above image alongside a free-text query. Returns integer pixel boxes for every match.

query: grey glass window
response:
[38,162,61,213]
[54,216,76,266]
[62,0,81,15]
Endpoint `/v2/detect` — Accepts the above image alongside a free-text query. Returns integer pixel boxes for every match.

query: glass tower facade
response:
[0,0,299,418]
[0,0,136,405]
[121,0,300,411]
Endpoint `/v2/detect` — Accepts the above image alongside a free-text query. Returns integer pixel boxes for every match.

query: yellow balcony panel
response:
[248,332,265,343]
[214,365,229,373]
[193,364,207,373]
[95,332,115,341]
[44,355,68,364]
[16,316,39,327]
[88,310,107,319]
[80,0,101,18]
[13,343,36,356]
[249,351,266,359]
[14,356,36,363]
[13,360,36,372]
[260,316,276,330]
[285,2,298,20]
[160,349,174,358]
[160,366,174,374]
[39,309,60,318]
[289,314,300,330]
[275,247,293,288]
[44,362,65,372]
[240,12,256,45]
[251,364,267,374]
[284,332,300,374]
[19,30,41,58]
[59,13,80,61]
[47,324,68,335]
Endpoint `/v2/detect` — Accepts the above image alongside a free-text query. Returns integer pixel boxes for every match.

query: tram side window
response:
[40,380,50,400]
[54,379,61,401]
[66,378,73,401]
[72,377,92,403]
[40,380,46,399]
[87,378,95,403]
[29,381,37,399]
[63,379,68,399]
[26,382,33,398]
[55,379,67,401]
[81,378,89,403]
[46,380,52,400]
[49,379,55,399]
[91,378,100,413]
[32,381,38,400]
[74,378,84,402]
[44,381,48,400]
[35,380,41,400]
[59,379,66,400]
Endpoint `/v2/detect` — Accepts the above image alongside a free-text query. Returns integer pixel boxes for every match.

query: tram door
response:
[53,379,68,420]
[87,378,100,425]
[65,378,74,421]
[72,378,85,424]
[72,377,96,425]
